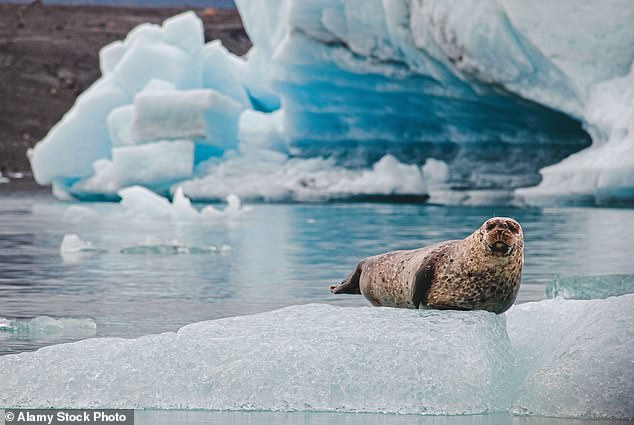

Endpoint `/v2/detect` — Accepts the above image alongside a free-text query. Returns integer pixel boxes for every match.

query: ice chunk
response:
[183,154,427,202]
[0,305,513,414]
[118,185,175,219]
[0,317,96,338]
[200,194,253,220]
[132,89,244,148]
[29,12,205,186]
[0,171,9,184]
[72,140,194,194]
[59,234,106,261]
[507,295,634,419]
[545,274,634,300]
[120,237,230,255]
[118,185,252,221]
[60,234,102,254]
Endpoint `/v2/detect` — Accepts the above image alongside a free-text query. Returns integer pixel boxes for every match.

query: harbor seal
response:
[329,217,523,314]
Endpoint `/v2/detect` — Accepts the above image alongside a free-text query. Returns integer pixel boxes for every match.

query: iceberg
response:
[0,298,631,418]
[27,2,634,205]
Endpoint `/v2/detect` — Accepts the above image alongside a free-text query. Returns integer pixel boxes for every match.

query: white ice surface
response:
[0,297,631,418]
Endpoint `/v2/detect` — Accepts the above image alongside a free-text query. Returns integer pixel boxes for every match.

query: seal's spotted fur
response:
[330,217,524,314]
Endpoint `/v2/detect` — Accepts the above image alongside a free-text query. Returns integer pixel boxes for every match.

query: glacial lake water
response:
[1,187,633,424]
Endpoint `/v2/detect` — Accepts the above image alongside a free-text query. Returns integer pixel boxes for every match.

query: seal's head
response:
[480,217,523,256]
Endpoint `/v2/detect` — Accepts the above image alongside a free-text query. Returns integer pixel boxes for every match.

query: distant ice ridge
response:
[28,2,634,205]
[1,297,632,419]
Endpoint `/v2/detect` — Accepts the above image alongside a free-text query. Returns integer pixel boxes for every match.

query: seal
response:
[329,217,524,314]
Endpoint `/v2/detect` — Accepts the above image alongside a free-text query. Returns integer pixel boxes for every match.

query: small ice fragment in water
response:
[120,238,229,255]
[545,274,634,300]
[0,316,96,338]
[0,172,9,183]
[200,194,253,220]
[117,185,252,221]
[60,234,107,261]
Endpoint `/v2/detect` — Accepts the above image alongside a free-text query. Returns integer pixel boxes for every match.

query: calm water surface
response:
[1,190,634,356]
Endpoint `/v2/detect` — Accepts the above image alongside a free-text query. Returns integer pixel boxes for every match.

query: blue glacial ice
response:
[27,2,634,205]
[0,297,632,418]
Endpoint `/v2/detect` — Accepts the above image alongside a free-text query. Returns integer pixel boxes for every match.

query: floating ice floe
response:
[0,172,9,184]
[118,185,252,221]
[0,296,631,419]
[59,234,107,261]
[545,274,634,300]
[26,3,634,205]
[0,317,96,338]
[120,237,230,255]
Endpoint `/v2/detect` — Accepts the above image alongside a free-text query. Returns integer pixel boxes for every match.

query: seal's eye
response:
[485,222,496,232]
[507,222,520,233]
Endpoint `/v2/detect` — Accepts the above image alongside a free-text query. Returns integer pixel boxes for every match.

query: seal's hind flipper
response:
[330,262,363,295]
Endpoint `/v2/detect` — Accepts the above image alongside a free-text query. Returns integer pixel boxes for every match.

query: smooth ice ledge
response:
[0,297,632,418]
[545,274,634,300]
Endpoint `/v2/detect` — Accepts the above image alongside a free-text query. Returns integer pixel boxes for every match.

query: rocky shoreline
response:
[0,3,250,176]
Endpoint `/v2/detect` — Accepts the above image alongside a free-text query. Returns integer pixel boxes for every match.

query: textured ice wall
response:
[507,296,634,419]
[28,2,634,204]
[235,0,633,204]
[1,298,632,418]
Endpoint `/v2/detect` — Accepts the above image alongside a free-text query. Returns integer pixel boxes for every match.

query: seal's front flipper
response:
[330,262,363,295]
[411,260,435,308]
